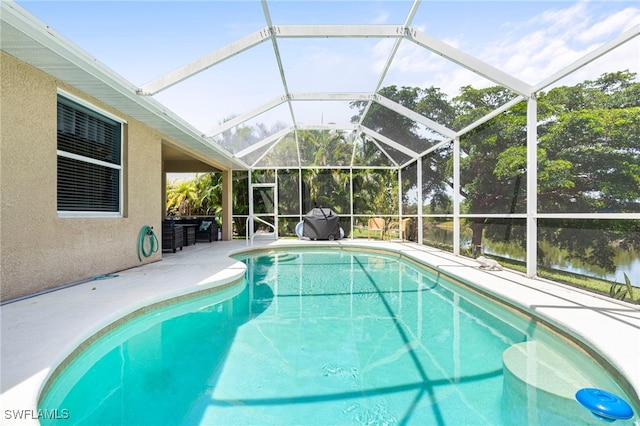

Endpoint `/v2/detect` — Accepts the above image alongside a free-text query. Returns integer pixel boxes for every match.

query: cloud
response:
[373,35,463,74]
[369,1,639,100]
[576,7,640,43]
[532,2,591,38]
[479,2,640,86]
[371,11,390,25]
[156,1,640,131]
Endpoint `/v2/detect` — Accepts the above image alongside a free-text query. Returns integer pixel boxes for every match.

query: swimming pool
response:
[39,248,638,425]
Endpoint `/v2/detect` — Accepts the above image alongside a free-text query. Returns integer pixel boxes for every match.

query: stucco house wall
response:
[1,51,166,301]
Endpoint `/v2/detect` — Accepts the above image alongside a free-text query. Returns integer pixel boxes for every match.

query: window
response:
[56,92,123,216]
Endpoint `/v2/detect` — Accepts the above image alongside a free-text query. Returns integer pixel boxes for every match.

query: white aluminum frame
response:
[132,0,640,277]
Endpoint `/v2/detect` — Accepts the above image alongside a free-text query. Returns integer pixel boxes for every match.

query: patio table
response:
[180,224,197,246]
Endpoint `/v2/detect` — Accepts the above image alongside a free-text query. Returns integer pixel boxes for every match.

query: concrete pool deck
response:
[1,239,639,424]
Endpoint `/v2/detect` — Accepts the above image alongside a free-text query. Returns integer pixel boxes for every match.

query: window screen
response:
[57,95,122,214]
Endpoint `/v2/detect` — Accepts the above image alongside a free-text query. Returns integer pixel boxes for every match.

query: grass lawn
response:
[494,256,640,303]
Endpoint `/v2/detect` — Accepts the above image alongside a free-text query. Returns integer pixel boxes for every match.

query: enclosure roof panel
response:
[5,0,640,170]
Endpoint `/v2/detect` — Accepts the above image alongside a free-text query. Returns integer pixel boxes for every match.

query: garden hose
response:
[138,225,159,261]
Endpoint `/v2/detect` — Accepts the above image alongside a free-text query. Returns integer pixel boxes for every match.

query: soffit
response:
[0,1,246,171]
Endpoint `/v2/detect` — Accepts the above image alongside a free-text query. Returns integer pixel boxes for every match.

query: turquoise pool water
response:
[39,249,637,425]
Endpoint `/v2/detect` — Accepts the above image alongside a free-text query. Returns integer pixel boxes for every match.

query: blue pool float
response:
[575,388,634,422]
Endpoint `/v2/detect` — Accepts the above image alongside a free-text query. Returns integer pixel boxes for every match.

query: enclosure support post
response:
[248,170,254,242]
[453,137,461,256]
[274,171,279,239]
[417,157,423,245]
[222,169,233,241]
[298,168,303,222]
[526,96,538,277]
[398,168,403,228]
[349,169,354,239]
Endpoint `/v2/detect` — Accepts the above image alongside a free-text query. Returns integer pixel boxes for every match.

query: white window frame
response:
[56,89,126,218]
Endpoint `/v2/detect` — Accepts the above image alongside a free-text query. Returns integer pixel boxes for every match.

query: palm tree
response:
[194,173,223,217]
[166,179,198,217]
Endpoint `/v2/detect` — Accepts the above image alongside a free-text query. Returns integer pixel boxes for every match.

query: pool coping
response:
[1,239,639,424]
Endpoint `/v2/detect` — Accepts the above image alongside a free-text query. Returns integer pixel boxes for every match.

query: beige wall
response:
[0,52,167,301]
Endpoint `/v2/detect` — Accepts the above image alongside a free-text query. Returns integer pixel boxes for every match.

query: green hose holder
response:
[138,225,159,261]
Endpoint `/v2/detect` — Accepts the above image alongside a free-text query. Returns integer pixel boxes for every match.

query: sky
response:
[15,1,640,138]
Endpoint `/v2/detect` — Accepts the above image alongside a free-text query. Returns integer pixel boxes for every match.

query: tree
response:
[538,71,640,213]
[351,86,448,219]
[535,71,640,271]
[347,71,639,263]
[352,168,398,216]
[453,87,527,253]
[194,173,223,217]
[166,179,198,217]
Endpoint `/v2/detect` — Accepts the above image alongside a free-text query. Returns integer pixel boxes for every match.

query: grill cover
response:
[302,208,341,240]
